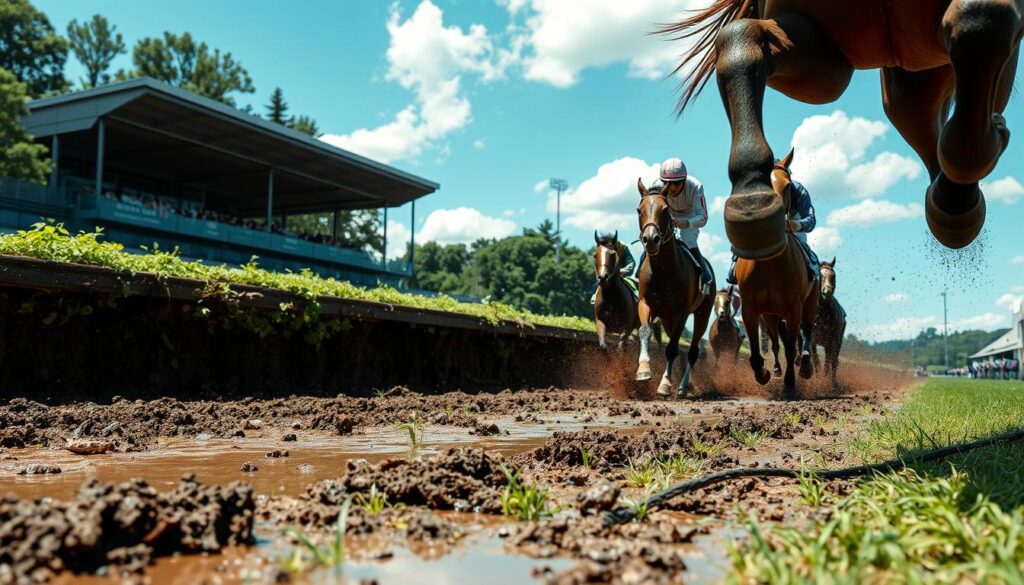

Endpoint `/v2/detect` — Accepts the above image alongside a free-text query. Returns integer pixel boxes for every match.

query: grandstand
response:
[2,77,438,286]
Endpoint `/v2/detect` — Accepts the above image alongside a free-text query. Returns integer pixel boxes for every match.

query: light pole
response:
[941,289,949,369]
[549,178,568,263]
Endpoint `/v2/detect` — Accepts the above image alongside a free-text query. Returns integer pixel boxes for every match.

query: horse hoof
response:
[926,177,986,249]
[636,362,652,381]
[724,191,787,260]
[773,367,782,378]
[799,355,814,379]
[656,382,674,397]
[677,387,689,399]
[754,368,771,385]
[781,385,797,400]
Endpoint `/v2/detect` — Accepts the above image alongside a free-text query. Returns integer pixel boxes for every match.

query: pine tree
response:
[287,114,319,137]
[265,87,288,124]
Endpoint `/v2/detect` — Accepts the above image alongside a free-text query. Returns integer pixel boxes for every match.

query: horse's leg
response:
[780,314,801,399]
[657,318,682,397]
[763,316,783,377]
[742,306,771,385]
[596,318,608,351]
[715,14,852,257]
[681,303,713,398]
[636,301,653,381]
[799,320,815,380]
[924,1,1022,247]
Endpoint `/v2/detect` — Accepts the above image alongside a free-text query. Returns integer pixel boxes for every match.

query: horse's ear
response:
[613,230,618,243]
[780,148,795,169]
[637,177,647,197]
[830,256,836,266]
[594,230,600,244]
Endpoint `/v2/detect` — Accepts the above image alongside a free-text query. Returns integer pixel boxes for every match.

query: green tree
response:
[0,0,68,97]
[288,114,320,137]
[66,15,125,88]
[0,68,50,182]
[118,32,254,105]
[265,86,288,123]
[285,209,382,252]
[408,241,470,293]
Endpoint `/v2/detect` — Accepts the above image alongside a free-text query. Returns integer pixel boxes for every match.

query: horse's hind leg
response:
[636,301,653,381]
[780,316,801,399]
[928,0,1022,247]
[680,304,712,398]
[658,319,683,397]
[742,306,771,385]
[763,316,783,377]
[715,14,852,258]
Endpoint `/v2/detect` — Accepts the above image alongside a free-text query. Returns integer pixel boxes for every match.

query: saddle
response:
[623,276,640,301]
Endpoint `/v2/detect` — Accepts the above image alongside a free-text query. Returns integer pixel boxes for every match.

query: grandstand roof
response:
[23,77,438,215]
[969,327,1021,359]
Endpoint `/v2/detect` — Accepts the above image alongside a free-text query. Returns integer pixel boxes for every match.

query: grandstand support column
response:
[49,134,59,190]
[94,118,105,195]
[332,210,340,240]
[410,201,416,277]
[265,169,274,232]
[382,205,388,269]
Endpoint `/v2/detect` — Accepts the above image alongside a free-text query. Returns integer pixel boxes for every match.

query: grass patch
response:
[624,458,658,489]
[0,223,592,331]
[729,378,1024,583]
[396,415,423,453]
[730,428,769,448]
[501,466,562,521]
[353,484,403,516]
[282,497,352,574]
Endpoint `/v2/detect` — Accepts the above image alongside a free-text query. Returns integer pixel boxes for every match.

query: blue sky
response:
[38,0,1024,343]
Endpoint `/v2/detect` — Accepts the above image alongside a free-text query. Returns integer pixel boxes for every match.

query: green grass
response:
[729,378,1024,583]
[353,484,402,516]
[730,428,770,448]
[579,447,595,469]
[282,497,352,575]
[396,415,423,453]
[500,466,562,521]
[0,223,592,331]
[624,458,659,489]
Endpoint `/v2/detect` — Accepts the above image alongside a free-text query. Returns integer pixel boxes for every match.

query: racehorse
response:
[732,150,819,397]
[593,231,642,350]
[661,0,1019,254]
[709,286,742,365]
[812,258,847,387]
[635,178,715,398]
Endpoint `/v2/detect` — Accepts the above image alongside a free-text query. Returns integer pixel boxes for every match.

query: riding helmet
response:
[660,157,687,183]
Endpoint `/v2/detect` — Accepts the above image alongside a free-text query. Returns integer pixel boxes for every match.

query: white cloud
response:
[473,138,486,149]
[708,195,727,216]
[882,293,909,303]
[321,1,512,163]
[789,111,922,199]
[1013,285,1024,293]
[506,0,698,87]
[808,226,842,254]
[386,220,411,260]
[1012,256,1024,264]
[996,293,1019,307]
[857,316,937,342]
[951,312,1009,332]
[826,199,924,227]
[415,207,517,245]
[982,176,1023,205]
[699,231,734,269]
[556,156,660,233]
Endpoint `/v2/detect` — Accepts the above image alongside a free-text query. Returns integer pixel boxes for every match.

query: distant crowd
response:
[936,358,1020,379]
[89,185,354,249]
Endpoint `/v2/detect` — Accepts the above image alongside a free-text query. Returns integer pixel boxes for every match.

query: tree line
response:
[844,327,1009,369]
[401,220,595,319]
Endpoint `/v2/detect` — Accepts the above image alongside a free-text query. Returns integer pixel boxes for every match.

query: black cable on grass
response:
[603,426,1024,526]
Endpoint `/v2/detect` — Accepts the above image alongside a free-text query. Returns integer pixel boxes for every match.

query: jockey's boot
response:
[726,254,738,286]
[690,247,712,295]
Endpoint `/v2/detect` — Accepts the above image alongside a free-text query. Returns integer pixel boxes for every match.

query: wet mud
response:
[0,371,913,583]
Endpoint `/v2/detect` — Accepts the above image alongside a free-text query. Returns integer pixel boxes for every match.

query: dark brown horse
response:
[593,231,640,350]
[635,178,715,398]
[709,286,742,365]
[812,258,847,387]
[733,150,819,397]
[662,0,1019,253]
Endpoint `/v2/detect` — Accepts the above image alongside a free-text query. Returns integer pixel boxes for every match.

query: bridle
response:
[639,194,674,256]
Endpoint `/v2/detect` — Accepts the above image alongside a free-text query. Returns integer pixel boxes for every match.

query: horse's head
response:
[771,148,795,212]
[636,178,673,257]
[820,257,837,300]
[594,230,620,286]
[714,285,735,321]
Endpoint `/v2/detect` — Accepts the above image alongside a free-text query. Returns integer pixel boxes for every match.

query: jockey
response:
[590,233,636,304]
[638,157,712,294]
[726,176,819,284]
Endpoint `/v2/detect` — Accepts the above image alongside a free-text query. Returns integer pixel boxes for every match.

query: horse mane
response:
[656,0,756,114]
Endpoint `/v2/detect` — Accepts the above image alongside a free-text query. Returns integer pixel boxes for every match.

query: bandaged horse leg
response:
[657,319,683,397]
[636,301,653,381]
[680,302,711,397]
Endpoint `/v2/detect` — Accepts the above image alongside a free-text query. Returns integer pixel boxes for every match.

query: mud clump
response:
[0,475,253,582]
[240,462,259,472]
[17,464,61,475]
[577,481,621,516]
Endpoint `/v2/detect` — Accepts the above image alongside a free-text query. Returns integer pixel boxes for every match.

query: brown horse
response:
[709,286,742,365]
[635,178,715,398]
[812,258,847,387]
[593,231,639,350]
[733,150,819,397]
[661,0,1019,254]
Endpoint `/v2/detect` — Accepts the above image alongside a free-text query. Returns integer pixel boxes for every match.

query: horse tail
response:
[656,0,756,114]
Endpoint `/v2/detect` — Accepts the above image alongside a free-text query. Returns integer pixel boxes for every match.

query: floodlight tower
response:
[941,289,949,369]
[549,178,568,263]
